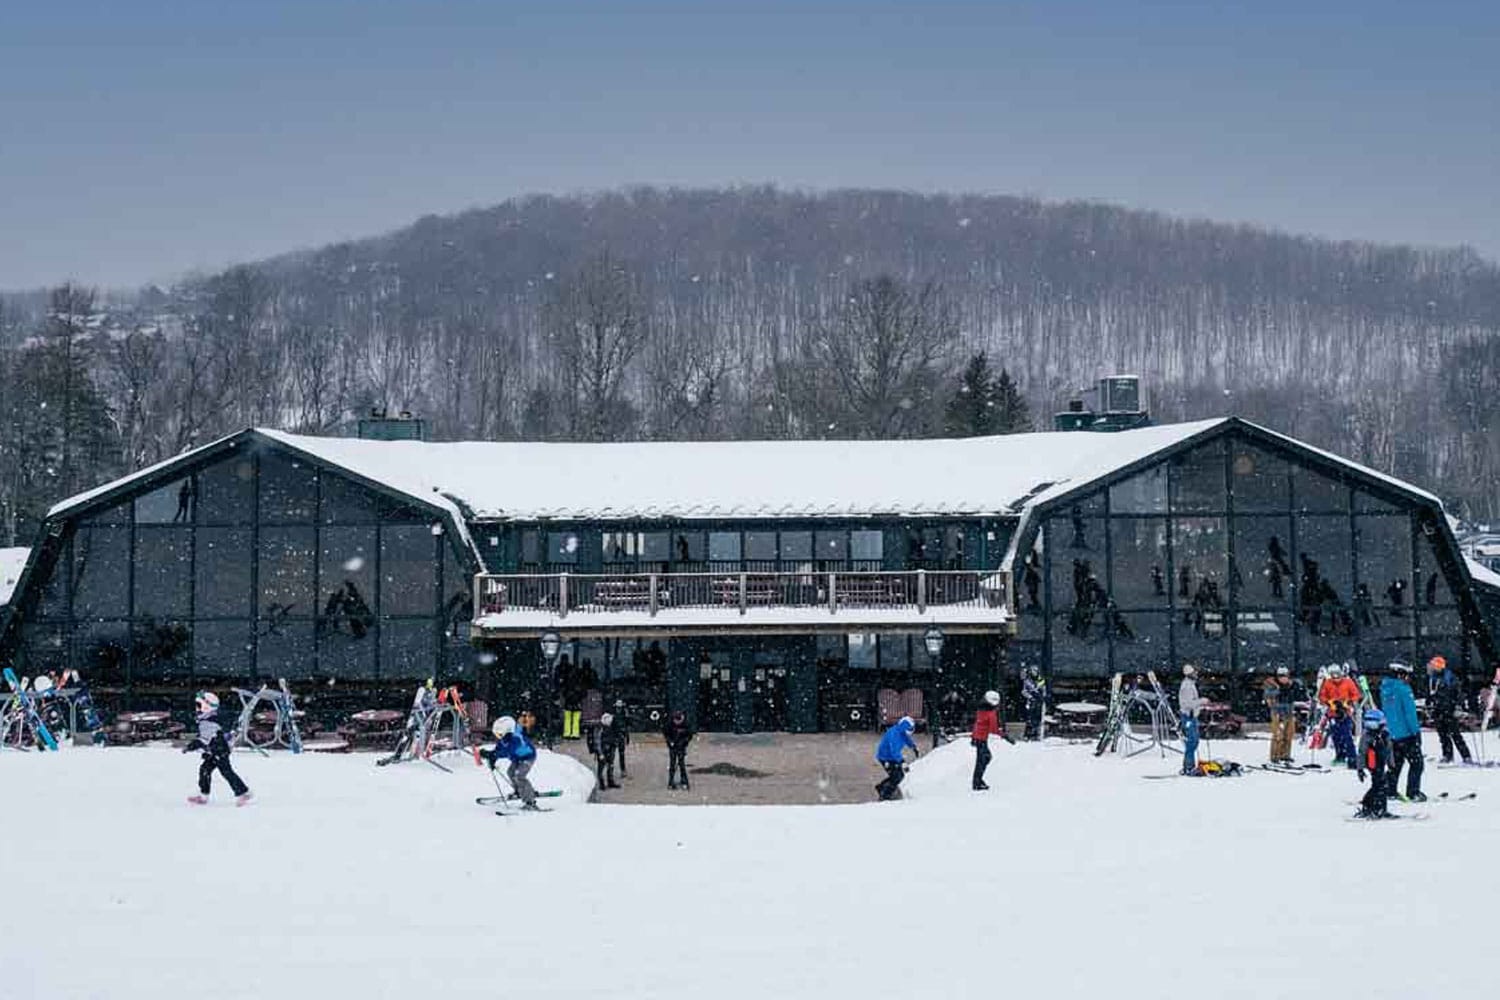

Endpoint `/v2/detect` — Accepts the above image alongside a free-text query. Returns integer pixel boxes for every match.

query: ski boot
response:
[235,791,255,807]
[187,794,209,805]
[1407,791,1428,803]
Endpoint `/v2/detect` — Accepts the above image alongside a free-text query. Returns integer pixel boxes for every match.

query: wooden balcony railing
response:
[473,569,1010,620]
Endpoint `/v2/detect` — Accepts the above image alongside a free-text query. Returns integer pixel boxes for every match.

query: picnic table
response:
[589,578,671,608]
[339,708,404,750]
[1051,701,1108,737]
[712,576,780,606]
[110,710,185,746]
[836,577,907,606]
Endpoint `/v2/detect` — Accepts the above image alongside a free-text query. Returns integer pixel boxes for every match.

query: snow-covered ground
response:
[5,734,1495,999]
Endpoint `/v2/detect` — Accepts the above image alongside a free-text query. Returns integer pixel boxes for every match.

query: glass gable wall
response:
[17,447,474,689]
[1024,433,1470,677]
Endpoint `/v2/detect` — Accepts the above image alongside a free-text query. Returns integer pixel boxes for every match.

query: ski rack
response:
[1115,671,1182,759]
[379,685,469,771]
[230,680,304,755]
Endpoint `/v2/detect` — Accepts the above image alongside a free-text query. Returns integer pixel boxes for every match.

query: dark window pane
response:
[258,451,318,523]
[1295,515,1352,609]
[197,457,254,524]
[1354,487,1402,513]
[780,531,812,562]
[1068,491,1106,516]
[671,531,705,563]
[1051,613,1106,675]
[82,501,131,524]
[641,532,670,563]
[1109,464,1167,513]
[1173,600,1230,670]
[442,543,471,632]
[38,539,68,618]
[1111,611,1170,671]
[1052,511,1103,557]
[381,524,437,616]
[1052,552,1105,611]
[847,633,877,670]
[136,477,196,524]
[1109,517,1169,609]
[941,527,966,569]
[20,623,67,674]
[319,526,376,636]
[1232,609,1296,669]
[380,619,435,679]
[546,531,579,565]
[74,620,130,684]
[1170,441,1226,512]
[135,526,192,618]
[1359,600,1417,654]
[257,621,315,680]
[815,530,848,565]
[73,525,129,618]
[194,620,253,679]
[196,527,252,617]
[1232,516,1294,607]
[1300,629,1353,671]
[602,531,635,564]
[133,621,192,679]
[1293,463,1348,513]
[850,530,883,562]
[708,532,741,562]
[1230,444,1289,512]
[258,527,315,619]
[321,472,388,523]
[1416,534,1455,606]
[1172,517,1228,612]
[745,531,777,561]
[520,530,542,566]
[1354,514,1412,609]
[1418,609,1461,638]
[319,628,375,680]
[878,634,910,671]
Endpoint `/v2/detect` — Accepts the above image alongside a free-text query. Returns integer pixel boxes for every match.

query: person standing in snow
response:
[589,712,623,790]
[184,691,252,806]
[557,654,582,740]
[1262,666,1298,764]
[875,715,918,801]
[969,691,1012,791]
[1317,663,1362,769]
[1381,662,1426,802]
[1426,655,1472,765]
[1355,708,1392,819]
[1178,664,1204,775]
[482,715,541,811]
[610,698,631,777]
[1021,667,1047,740]
[663,709,693,790]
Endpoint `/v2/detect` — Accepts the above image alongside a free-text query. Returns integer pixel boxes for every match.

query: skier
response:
[1354,708,1392,819]
[875,715,918,801]
[1381,662,1426,802]
[970,691,1013,791]
[588,712,623,790]
[1317,663,1362,768]
[663,709,694,790]
[1178,664,1204,775]
[481,715,540,811]
[184,691,252,806]
[1262,666,1298,764]
[1021,667,1046,740]
[1426,655,1472,765]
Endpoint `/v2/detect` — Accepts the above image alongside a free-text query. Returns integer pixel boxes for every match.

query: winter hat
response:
[1428,655,1448,671]
[1181,664,1197,678]
[1362,708,1386,730]
[600,712,614,727]
[31,674,53,694]
[1389,661,1413,675]
[1275,666,1290,677]
[983,690,1001,706]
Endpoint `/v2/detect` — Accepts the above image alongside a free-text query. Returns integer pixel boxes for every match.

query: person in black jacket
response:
[1427,655,1472,764]
[610,698,631,777]
[588,713,623,789]
[663,709,694,790]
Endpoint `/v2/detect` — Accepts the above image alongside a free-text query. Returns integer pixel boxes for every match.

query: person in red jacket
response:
[971,690,1014,791]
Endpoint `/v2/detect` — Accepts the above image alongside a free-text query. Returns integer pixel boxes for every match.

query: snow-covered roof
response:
[1466,555,1500,592]
[0,547,30,605]
[253,420,1228,522]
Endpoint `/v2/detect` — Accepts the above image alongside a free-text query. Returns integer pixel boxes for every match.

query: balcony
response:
[471,569,1012,637]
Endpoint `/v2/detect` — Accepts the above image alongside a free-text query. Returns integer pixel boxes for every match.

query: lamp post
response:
[540,630,562,747]
[922,625,945,663]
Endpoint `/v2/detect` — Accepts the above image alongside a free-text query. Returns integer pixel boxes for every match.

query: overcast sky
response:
[3,0,1497,289]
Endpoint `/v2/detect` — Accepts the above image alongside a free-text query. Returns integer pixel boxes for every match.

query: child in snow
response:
[1381,662,1426,802]
[481,715,540,810]
[1355,708,1392,819]
[1178,664,1204,775]
[663,709,694,790]
[589,713,623,789]
[1317,663,1362,768]
[875,715,918,801]
[185,691,252,806]
[970,691,1013,791]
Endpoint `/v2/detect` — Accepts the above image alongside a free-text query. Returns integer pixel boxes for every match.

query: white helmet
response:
[899,715,914,729]
[983,690,1000,706]
[492,715,516,737]
[1327,663,1344,678]
[195,691,220,714]
[600,712,614,727]
[31,675,53,694]
[1181,664,1196,678]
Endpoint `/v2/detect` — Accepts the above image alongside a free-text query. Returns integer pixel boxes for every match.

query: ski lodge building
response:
[3,403,1496,731]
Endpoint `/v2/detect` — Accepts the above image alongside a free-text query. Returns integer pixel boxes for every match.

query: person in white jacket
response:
[1178,664,1205,775]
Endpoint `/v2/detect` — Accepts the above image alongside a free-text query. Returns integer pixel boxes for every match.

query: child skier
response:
[184,691,252,806]
[589,712,623,790]
[481,715,540,811]
[663,709,694,790]
[1355,708,1392,819]
[970,691,1013,790]
[875,715,918,801]
[1317,663,1362,768]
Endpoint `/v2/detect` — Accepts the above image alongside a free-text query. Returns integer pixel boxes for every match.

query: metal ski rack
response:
[1116,671,1182,759]
[231,679,304,755]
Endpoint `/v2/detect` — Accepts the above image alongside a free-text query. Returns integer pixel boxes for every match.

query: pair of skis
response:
[3,667,59,751]
[475,766,556,815]
[1093,673,1125,756]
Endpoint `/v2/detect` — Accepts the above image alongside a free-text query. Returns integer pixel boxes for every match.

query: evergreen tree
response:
[944,352,998,436]
[993,367,1032,434]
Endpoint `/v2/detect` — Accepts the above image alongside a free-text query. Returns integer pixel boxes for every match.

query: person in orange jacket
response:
[970,690,1015,791]
[1317,663,1362,768]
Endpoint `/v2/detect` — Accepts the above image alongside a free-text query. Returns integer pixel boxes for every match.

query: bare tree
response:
[545,254,649,441]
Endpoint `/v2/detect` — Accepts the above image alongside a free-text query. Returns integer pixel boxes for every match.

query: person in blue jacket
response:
[1380,662,1426,803]
[482,715,541,810]
[875,715,919,801]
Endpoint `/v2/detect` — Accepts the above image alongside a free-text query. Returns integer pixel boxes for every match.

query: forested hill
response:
[1,186,1498,544]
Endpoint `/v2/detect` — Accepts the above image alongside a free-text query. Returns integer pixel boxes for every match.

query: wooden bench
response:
[837,578,907,606]
[590,579,671,609]
[712,577,779,606]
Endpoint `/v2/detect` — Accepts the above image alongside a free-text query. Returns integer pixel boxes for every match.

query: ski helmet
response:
[1327,663,1343,678]
[1275,666,1290,677]
[983,690,1001,706]
[1181,664,1196,678]
[493,715,516,737]
[1389,661,1413,675]
[600,712,614,727]
[195,690,220,714]
[1362,708,1386,730]
[899,715,914,730]
[31,674,53,694]
[1428,655,1448,671]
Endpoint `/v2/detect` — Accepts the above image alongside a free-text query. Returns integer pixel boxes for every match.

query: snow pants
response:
[596,754,617,788]
[1268,713,1295,761]
[198,750,248,797]
[563,710,581,740]
[876,761,905,800]
[507,757,537,807]
[1435,714,1471,763]
[972,739,992,788]
[1024,699,1044,740]
[1360,760,1389,816]
[1180,714,1200,774]
[668,748,689,788]
[614,739,627,776]
[1387,736,1424,797]
[1329,714,1357,766]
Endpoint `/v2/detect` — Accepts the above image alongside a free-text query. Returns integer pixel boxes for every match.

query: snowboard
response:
[3,667,58,750]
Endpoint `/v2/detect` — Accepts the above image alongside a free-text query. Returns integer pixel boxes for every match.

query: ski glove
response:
[1357,769,1367,783]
